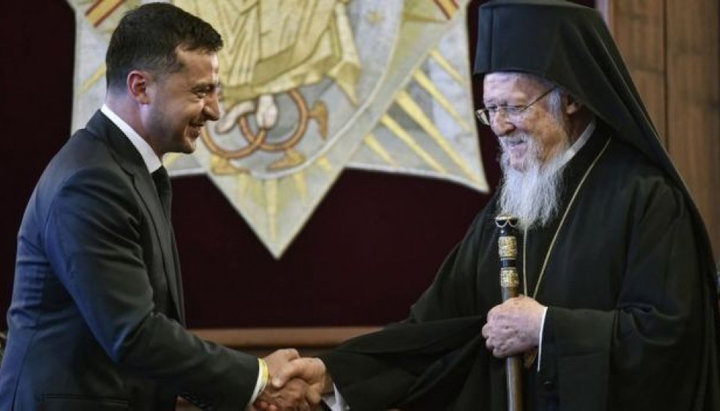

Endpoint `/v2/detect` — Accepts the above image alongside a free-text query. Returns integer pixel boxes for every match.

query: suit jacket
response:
[0,111,258,410]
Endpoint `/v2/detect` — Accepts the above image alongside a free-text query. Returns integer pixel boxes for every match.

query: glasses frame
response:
[475,87,556,126]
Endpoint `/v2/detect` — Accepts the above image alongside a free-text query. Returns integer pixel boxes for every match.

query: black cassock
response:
[321,125,720,410]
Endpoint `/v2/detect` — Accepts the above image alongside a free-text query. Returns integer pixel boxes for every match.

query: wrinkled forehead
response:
[482,71,548,102]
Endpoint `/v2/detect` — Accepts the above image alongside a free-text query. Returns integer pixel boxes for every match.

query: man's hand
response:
[255,349,316,410]
[255,378,314,411]
[272,357,332,399]
[481,295,546,358]
[264,349,301,379]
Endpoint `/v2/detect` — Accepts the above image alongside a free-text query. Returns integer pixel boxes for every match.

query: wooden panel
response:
[666,0,720,257]
[601,0,667,144]
[603,0,720,257]
[190,326,379,351]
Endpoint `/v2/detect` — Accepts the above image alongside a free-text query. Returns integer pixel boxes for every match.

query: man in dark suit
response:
[0,4,314,410]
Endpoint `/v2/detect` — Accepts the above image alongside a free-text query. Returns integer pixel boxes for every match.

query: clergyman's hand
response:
[481,295,546,358]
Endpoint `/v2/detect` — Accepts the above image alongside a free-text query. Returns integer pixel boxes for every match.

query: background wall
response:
[597,0,720,258]
[1,0,499,331]
[13,0,698,337]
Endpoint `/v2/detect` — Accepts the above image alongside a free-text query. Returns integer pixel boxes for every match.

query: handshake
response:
[254,349,333,411]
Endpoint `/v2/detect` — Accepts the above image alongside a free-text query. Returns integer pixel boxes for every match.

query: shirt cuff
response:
[322,383,349,411]
[247,358,268,409]
[537,306,549,371]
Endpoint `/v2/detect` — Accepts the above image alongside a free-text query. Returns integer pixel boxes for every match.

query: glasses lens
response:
[475,110,490,125]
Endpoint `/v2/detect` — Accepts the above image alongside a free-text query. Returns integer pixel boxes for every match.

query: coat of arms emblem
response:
[69,0,487,257]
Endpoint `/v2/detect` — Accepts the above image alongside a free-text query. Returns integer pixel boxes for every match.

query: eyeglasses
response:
[475,87,556,126]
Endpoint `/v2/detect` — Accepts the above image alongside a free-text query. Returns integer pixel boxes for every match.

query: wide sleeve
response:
[320,208,499,410]
[43,167,258,409]
[406,209,497,323]
[539,178,711,411]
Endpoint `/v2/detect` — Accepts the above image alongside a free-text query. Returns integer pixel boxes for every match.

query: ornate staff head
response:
[495,214,520,290]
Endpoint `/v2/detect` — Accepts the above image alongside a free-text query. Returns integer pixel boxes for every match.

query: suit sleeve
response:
[43,167,258,409]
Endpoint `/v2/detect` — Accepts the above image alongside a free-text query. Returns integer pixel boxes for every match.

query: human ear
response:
[126,70,152,104]
[564,94,583,115]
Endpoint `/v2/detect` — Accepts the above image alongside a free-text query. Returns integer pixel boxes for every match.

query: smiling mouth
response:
[188,123,204,139]
[501,136,527,149]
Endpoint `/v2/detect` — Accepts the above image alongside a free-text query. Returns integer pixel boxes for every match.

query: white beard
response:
[498,133,570,230]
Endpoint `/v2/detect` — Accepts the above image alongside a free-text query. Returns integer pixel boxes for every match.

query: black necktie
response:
[151,166,172,220]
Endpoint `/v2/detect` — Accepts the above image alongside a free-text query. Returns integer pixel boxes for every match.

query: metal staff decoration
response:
[495,214,523,411]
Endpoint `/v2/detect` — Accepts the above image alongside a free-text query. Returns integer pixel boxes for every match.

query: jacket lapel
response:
[85,111,184,322]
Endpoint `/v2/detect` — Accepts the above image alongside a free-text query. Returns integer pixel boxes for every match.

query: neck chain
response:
[522,138,612,298]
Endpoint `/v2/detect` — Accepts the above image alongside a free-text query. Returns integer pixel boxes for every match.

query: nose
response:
[490,111,516,136]
[204,93,220,122]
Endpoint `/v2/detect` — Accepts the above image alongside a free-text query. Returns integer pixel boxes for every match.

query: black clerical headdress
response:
[473,0,674,185]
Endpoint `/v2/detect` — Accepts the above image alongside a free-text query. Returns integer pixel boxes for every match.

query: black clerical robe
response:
[321,126,720,410]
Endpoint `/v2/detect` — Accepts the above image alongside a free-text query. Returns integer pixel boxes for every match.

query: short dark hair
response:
[105,3,223,92]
